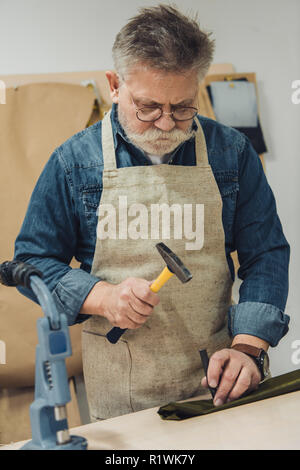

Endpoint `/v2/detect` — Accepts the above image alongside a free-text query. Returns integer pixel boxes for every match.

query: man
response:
[14,5,290,421]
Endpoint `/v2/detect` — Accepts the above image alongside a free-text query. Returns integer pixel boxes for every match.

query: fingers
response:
[202,349,261,406]
[109,277,160,329]
[126,295,153,327]
[206,349,230,390]
[226,367,258,403]
[129,293,153,317]
[131,280,160,307]
[212,355,242,406]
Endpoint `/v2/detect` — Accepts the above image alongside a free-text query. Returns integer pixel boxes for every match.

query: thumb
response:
[201,375,208,388]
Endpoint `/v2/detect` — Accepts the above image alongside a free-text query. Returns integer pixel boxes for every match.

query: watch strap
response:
[231,343,263,358]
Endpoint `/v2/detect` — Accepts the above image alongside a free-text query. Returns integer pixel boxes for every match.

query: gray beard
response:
[118,106,196,157]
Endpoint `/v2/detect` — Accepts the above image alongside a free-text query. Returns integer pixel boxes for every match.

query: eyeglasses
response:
[128,90,198,122]
[134,105,198,122]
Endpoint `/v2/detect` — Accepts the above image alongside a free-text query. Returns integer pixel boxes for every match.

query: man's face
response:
[106,65,199,156]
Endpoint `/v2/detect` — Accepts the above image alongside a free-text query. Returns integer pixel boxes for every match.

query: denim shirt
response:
[14,103,290,347]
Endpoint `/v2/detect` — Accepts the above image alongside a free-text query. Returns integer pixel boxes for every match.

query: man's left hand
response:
[201,348,261,406]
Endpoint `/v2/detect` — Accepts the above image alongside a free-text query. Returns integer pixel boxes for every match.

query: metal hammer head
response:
[155,242,192,283]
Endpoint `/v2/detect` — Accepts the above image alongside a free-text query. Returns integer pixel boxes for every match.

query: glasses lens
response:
[136,107,198,122]
[173,107,198,121]
[137,108,162,122]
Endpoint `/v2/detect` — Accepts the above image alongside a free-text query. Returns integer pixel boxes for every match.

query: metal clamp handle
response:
[0,260,43,288]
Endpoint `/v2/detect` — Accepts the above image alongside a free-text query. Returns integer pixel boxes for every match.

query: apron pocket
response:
[81,329,134,420]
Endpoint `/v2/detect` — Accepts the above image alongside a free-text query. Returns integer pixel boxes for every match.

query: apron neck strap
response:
[194,117,209,166]
[101,110,117,170]
[101,110,209,169]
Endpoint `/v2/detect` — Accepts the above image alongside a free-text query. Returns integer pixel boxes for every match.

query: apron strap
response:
[194,117,209,167]
[101,110,117,171]
[101,110,209,169]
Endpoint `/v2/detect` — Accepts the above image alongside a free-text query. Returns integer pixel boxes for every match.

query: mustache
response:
[129,126,195,143]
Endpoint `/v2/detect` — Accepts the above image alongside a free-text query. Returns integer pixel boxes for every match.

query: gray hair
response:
[112,4,215,82]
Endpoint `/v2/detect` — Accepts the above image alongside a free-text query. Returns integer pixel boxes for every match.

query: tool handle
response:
[199,349,217,399]
[106,326,127,344]
[106,267,174,344]
[0,260,43,289]
[147,266,174,292]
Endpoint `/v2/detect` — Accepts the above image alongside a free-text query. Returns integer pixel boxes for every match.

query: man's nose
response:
[154,113,176,132]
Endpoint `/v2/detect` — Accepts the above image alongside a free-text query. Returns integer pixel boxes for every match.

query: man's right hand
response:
[80,278,160,329]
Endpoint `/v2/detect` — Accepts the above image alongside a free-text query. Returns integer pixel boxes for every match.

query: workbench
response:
[1,390,300,450]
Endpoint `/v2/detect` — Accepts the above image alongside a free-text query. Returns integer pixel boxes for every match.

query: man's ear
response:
[106,71,120,104]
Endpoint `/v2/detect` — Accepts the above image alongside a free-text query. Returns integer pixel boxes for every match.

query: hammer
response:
[106,242,192,344]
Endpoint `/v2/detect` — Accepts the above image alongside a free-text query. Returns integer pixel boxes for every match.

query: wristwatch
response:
[231,343,270,381]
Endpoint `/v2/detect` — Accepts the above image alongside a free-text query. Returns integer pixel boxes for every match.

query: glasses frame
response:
[127,91,198,123]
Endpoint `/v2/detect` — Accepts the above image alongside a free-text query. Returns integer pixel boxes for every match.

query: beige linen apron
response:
[82,111,233,421]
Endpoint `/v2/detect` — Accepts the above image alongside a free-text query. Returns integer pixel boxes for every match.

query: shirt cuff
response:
[228,301,290,347]
[52,268,101,325]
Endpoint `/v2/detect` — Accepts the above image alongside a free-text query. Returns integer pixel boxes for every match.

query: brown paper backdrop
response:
[0,82,95,387]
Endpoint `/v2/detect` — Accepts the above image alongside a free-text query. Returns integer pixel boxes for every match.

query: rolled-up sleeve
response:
[228,302,289,347]
[229,137,290,346]
[14,148,100,325]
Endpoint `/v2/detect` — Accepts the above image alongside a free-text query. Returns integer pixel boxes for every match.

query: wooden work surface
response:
[1,390,300,450]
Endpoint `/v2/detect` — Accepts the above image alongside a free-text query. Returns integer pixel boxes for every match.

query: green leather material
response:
[158,369,300,420]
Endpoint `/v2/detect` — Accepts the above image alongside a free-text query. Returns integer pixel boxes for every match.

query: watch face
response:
[260,350,270,377]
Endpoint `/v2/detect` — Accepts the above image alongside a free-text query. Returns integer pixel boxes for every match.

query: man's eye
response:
[173,107,188,112]
[139,107,159,115]
[140,105,159,110]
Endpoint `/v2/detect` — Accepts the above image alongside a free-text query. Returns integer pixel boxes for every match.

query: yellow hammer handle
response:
[150,266,174,293]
